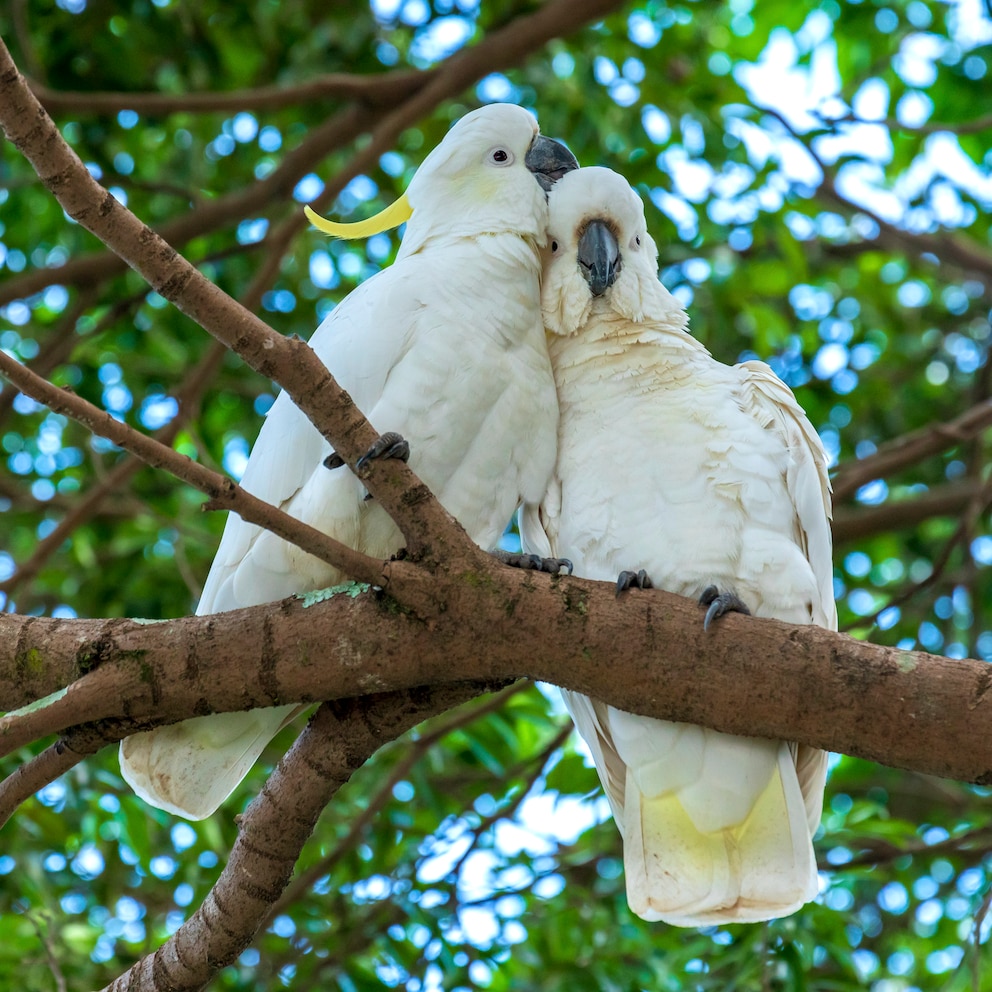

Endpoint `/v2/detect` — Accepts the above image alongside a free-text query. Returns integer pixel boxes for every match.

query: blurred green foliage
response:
[2,0,992,988]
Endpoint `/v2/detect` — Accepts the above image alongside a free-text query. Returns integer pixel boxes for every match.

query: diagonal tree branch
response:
[0,346,386,589]
[0,103,371,307]
[100,683,491,992]
[0,34,461,561]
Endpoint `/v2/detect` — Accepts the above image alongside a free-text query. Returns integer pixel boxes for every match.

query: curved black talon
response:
[699,585,751,631]
[616,569,653,597]
[491,550,573,575]
[356,431,410,472]
[324,452,345,470]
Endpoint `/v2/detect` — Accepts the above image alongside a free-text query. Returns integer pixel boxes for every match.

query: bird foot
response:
[323,433,411,473]
[492,549,573,575]
[699,585,751,631]
[357,431,410,472]
[616,569,653,597]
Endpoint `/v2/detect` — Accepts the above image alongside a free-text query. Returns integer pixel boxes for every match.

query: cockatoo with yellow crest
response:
[120,103,577,820]
[521,167,835,926]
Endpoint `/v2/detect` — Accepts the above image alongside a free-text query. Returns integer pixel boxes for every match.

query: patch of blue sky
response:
[222,435,250,480]
[139,394,178,430]
[650,188,698,241]
[477,73,518,104]
[293,173,323,203]
[236,218,268,245]
[411,16,473,63]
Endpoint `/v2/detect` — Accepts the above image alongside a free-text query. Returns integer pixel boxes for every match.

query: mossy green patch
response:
[299,582,371,607]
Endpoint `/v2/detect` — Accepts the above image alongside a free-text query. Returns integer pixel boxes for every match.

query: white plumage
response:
[521,167,836,926]
[120,104,571,820]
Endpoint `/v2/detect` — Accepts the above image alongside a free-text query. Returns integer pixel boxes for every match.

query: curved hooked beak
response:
[578,219,620,296]
[525,134,578,192]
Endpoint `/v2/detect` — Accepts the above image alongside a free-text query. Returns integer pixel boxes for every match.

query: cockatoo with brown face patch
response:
[521,166,835,926]
[119,103,577,820]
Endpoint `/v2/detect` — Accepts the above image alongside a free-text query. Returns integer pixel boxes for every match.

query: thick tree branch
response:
[2,203,296,601]
[265,683,527,924]
[100,684,488,992]
[3,555,992,785]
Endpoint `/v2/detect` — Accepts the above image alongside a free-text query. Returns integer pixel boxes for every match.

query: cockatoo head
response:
[305,103,577,253]
[541,166,683,337]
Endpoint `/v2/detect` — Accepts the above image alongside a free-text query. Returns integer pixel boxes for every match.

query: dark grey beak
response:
[525,134,578,192]
[578,219,620,296]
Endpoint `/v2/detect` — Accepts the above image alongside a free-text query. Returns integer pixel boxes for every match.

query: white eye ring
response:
[486,147,515,167]
[630,234,642,249]
[550,239,560,253]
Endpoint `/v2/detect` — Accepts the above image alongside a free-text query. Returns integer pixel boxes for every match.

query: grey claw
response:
[616,569,652,597]
[356,431,410,472]
[324,452,345,470]
[699,585,751,631]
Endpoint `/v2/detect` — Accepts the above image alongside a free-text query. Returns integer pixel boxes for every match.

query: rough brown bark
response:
[2,556,992,785]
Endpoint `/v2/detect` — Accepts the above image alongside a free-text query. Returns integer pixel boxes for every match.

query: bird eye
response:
[487,147,514,167]
[635,236,641,246]
[551,240,559,252]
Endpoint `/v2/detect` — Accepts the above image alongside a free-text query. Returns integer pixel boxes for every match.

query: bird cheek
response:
[613,276,646,324]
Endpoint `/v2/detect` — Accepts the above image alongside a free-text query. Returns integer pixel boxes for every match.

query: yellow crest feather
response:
[303,193,413,240]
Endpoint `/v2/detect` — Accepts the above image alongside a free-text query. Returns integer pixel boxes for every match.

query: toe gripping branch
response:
[616,569,652,596]
[324,432,411,472]
[492,550,573,576]
[699,585,751,631]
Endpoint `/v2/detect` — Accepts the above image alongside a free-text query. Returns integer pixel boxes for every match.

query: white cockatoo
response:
[120,104,577,820]
[521,167,836,926]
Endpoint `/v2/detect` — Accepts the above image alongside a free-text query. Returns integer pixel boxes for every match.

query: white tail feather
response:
[119,704,302,820]
[622,735,818,925]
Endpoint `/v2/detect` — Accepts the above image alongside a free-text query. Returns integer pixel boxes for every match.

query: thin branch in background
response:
[1,197,298,605]
[971,887,992,992]
[754,101,992,281]
[21,910,68,992]
[0,36,471,560]
[0,725,117,830]
[443,723,572,884]
[0,103,371,307]
[815,107,992,138]
[832,398,992,502]
[9,0,42,83]
[842,474,992,633]
[831,478,985,546]
[1,0,626,310]
[28,68,428,115]
[821,821,992,873]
